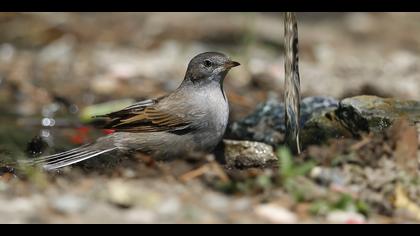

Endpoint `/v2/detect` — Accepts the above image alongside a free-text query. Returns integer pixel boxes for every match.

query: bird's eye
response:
[203,59,212,67]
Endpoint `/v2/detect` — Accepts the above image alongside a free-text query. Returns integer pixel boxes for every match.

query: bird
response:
[25,52,240,171]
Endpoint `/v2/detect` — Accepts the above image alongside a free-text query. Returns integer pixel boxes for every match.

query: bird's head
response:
[182,52,240,87]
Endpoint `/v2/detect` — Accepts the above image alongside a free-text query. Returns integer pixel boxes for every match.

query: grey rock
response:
[227,96,338,146]
[339,95,420,132]
[223,139,278,168]
[302,96,420,145]
[228,95,420,148]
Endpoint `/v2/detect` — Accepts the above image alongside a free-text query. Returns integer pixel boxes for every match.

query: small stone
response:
[0,182,7,192]
[156,197,181,215]
[255,203,297,224]
[125,209,157,223]
[122,169,136,178]
[310,166,346,187]
[50,195,88,215]
[310,166,323,179]
[107,180,135,208]
[201,193,230,211]
[0,197,38,216]
[326,210,366,224]
[0,43,15,63]
[38,35,75,64]
[231,198,252,211]
[223,140,277,168]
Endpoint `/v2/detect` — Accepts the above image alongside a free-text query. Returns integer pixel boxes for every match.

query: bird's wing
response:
[99,97,193,133]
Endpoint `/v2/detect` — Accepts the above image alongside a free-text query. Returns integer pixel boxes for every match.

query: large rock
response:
[339,95,420,132]
[228,95,420,148]
[227,96,339,146]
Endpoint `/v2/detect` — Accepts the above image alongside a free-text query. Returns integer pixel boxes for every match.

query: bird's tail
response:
[19,143,117,171]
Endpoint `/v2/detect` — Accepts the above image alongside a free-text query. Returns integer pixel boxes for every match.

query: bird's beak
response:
[224,60,240,69]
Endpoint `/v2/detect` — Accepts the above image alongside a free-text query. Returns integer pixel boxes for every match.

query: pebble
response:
[223,139,277,168]
[107,180,135,208]
[310,166,346,186]
[0,181,8,192]
[231,198,253,211]
[0,43,15,63]
[255,203,297,224]
[156,197,181,215]
[326,210,366,224]
[125,208,158,223]
[202,193,230,211]
[50,195,88,215]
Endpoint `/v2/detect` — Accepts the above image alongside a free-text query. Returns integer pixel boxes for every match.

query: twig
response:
[284,12,302,154]
[179,162,229,183]
[180,165,211,182]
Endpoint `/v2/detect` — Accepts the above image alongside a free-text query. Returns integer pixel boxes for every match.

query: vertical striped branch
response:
[284,12,301,154]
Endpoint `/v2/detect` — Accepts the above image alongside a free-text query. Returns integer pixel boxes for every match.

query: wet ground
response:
[0,13,419,223]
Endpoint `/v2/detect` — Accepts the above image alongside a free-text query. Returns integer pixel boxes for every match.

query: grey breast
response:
[189,85,229,151]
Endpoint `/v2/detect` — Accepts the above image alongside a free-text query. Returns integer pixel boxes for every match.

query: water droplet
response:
[42,118,51,126]
[69,104,79,114]
[49,118,56,127]
[41,130,50,138]
[41,118,55,127]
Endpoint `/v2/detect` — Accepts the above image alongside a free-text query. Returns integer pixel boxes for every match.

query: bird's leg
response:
[284,12,302,154]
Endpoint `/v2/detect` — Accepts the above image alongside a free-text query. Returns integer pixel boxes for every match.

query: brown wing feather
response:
[100,100,192,133]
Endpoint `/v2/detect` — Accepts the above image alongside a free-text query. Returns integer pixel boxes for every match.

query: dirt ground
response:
[0,13,419,223]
